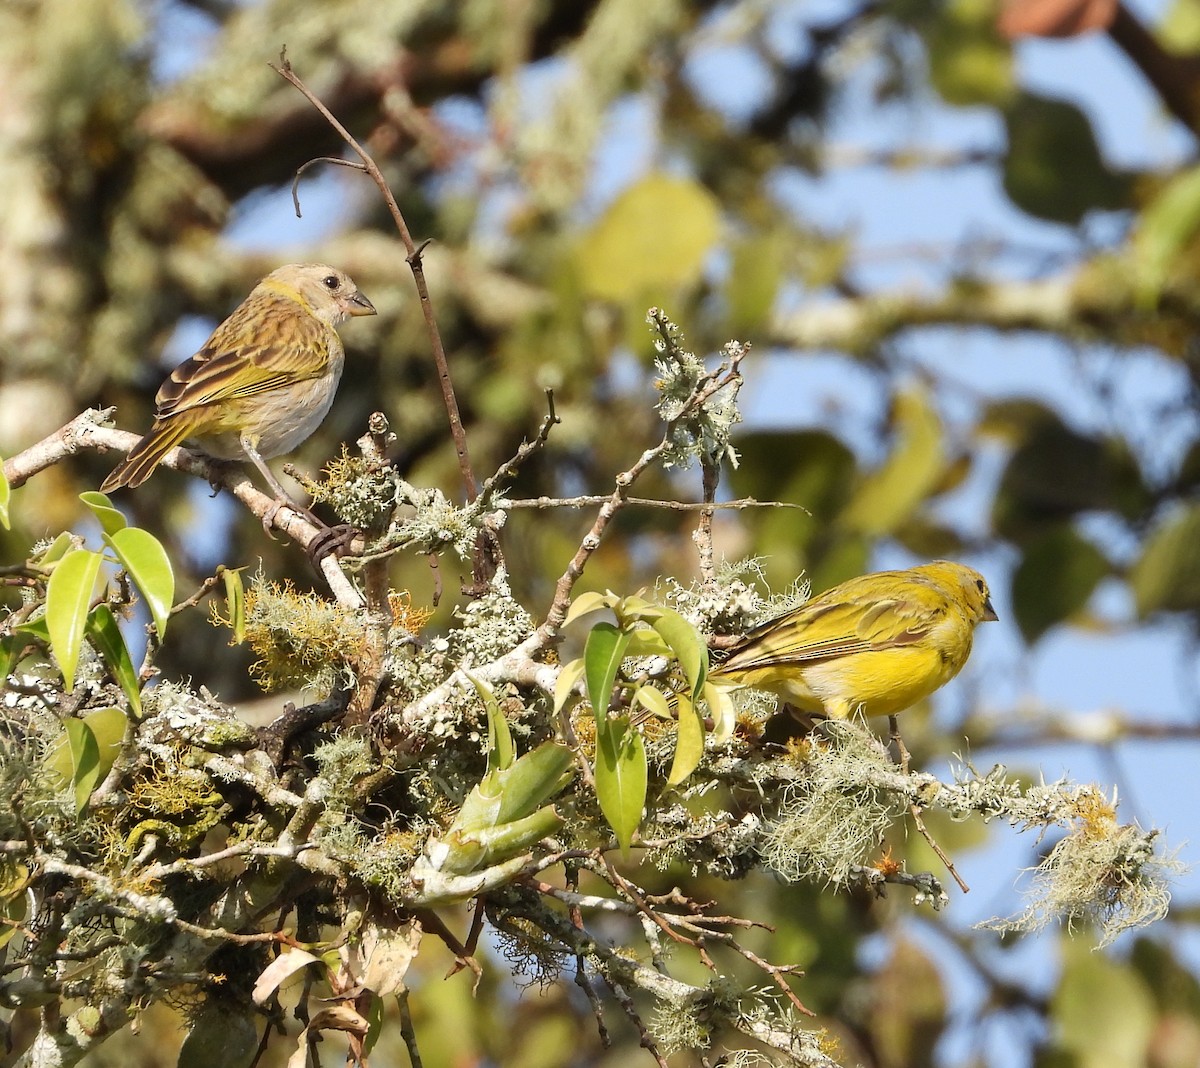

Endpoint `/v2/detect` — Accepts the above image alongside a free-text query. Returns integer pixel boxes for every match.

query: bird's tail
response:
[100,419,193,491]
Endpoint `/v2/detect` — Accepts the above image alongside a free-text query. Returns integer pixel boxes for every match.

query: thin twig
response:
[290,156,367,217]
[500,495,809,512]
[477,389,560,505]
[271,53,478,505]
[890,714,970,894]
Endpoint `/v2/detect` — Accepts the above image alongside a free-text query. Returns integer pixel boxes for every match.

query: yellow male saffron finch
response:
[710,561,998,719]
[100,263,376,502]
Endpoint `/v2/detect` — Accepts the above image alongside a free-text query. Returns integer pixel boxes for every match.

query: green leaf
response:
[647,606,708,702]
[839,387,945,537]
[493,741,574,825]
[468,674,514,774]
[0,456,9,530]
[705,681,738,744]
[563,591,615,628]
[105,527,174,641]
[1134,163,1200,304]
[50,719,100,815]
[630,684,671,722]
[666,692,706,786]
[1129,503,1200,616]
[221,566,246,644]
[1002,92,1129,224]
[78,491,127,536]
[46,548,103,692]
[553,658,586,716]
[576,174,721,303]
[926,0,1013,107]
[1053,942,1155,1068]
[621,631,672,659]
[593,718,646,859]
[583,622,631,740]
[86,605,142,718]
[178,1001,259,1068]
[36,532,73,567]
[1011,529,1110,643]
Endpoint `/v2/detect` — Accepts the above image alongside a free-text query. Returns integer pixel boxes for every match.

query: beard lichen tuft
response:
[211,575,367,694]
[761,720,906,886]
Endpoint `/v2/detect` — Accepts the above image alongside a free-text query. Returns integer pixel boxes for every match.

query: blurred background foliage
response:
[2,0,1200,1065]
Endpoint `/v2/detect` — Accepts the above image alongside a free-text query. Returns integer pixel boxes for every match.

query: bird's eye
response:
[323,275,339,290]
[975,578,985,592]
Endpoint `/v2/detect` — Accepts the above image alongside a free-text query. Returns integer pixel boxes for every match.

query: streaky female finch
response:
[100,263,376,502]
[710,561,998,719]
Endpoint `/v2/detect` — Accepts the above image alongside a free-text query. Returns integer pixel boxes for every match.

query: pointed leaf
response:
[584,622,631,739]
[494,741,574,824]
[839,387,945,537]
[61,720,100,815]
[253,947,322,1005]
[648,606,708,701]
[553,658,586,716]
[78,491,127,536]
[705,681,738,744]
[220,566,246,644]
[594,718,647,858]
[46,548,103,692]
[36,532,73,568]
[105,527,174,641]
[621,631,672,659]
[564,591,616,628]
[87,605,142,718]
[630,684,671,722]
[667,692,707,786]
[468,674,513,774]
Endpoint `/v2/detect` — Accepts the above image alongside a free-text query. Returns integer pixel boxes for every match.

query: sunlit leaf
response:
[576,174,720,302]
[839,387,945,537]
[630,684,671,722]
[584,622,631,740]
[468,674,514,774]
[927,0,1014,106]
[36,532,73,568]
[46,708,126,815]
[86,605,142,718]
[45,548,103,692]
[220,566,246,644]
[593,718,646,859]
[563,591,615,628]
[553,658,586,716]
[105,527,174,641]
[1129,503,1200,616]
[1136,162,1200,304]
[78,491,127,536]
[647,606,708,702]
[666,692,706,786]
[705,681,739,744]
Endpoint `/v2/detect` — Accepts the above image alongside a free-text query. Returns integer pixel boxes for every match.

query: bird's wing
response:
[155,297,331,416]
[717,588,942,673]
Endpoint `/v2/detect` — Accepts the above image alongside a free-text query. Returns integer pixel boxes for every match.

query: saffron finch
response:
[711,561,998,718]
[100,263,376,504]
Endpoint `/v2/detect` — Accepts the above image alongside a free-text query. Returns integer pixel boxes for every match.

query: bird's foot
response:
[307,523,362,568]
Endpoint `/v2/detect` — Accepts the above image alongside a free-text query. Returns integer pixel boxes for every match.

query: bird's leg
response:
[240,435,361,564]
[887,714,912,772]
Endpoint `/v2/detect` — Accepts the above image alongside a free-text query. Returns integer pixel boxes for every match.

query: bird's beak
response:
[982,596,999,622]
[347,291,377,317]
